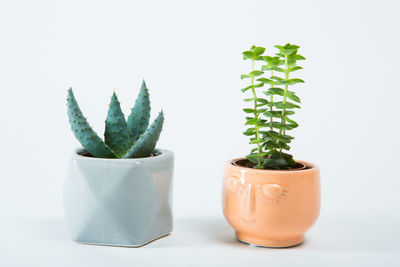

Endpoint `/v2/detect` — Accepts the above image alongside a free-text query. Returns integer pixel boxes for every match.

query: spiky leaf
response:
[127,80,150,142]
[104,92,131,157]
[123,111,164,158]
[67,88,116,158]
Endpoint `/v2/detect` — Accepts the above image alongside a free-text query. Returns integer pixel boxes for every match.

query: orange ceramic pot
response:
[222,159,320,247]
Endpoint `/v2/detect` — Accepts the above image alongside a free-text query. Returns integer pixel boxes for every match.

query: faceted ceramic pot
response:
[222,159,320,247]
[64,148,174,247]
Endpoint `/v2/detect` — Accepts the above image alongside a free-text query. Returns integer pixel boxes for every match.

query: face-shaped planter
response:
[223,159,320,247]
[63,148,174,247]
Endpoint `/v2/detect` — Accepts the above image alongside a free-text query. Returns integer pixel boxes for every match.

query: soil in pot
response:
[78,150,161,158]
[233,159,311,170]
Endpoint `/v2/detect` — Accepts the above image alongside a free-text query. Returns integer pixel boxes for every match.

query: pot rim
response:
[73,147,173,162]
[227,158,318,173]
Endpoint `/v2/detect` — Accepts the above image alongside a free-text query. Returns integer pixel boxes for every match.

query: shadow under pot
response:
[63,148,174,247]
[222,159,320,248]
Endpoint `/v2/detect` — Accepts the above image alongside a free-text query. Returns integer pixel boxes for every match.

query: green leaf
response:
[240,71,264,80]
[262,56,283,67]
[127,80,151,142]
[265,131,291,144]
[251,46,265,56]
[276,135,292,143]
[244,98,268,104]
[67,88,116,158]
[274,101,301,109]
[243,47,266,60]
[264,87,284,96]
[270,76,285,84]
[256,103,268,107]
[280,152,297,166]
[261,65,270,71]
[265,130,280,137]
[105,92,132,157]
[262,156,287,169]
[270,66,285,72]
[286,91,301,103]
[250,137,265,144]
[245,118,266,126]
[284,116,299,127]
[274,45,285,51]
[250,70,264,77]
[294,54,305,60]
[246,154,259,164]
[263,140,281,149]
[241,83,263,92]
[242,51,255,60]
[243,108,267,114]
[243,128,256,136]
[123,111,164,158]
[274,44,297,56]
[257,78,274,85]
[263,111,283,118]
[288,66,303,72]
[286,78,305,85]
[277,141,290,150]
[267,122,295,130]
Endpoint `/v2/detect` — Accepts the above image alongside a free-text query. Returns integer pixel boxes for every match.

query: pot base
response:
[235,231,304,248]
[73,233,171,248]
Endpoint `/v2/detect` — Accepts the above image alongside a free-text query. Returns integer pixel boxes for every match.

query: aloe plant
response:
[241,43,305,169]
[67,80,164,158]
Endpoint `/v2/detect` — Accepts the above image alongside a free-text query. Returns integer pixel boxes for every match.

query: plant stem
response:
[269,70,274,131]
[280,55,289,152]
[269,70,276,154]
[251,59,262,167]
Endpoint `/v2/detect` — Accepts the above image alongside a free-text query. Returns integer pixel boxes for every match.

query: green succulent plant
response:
[67,80,164,158]
[241,43,305,169]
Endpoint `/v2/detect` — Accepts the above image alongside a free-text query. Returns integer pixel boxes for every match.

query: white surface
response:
[2,211,400,266]
[0,0,399,266]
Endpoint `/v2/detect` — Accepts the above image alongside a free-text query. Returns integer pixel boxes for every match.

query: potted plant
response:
[64,80,174,247]
[222,44,320,247]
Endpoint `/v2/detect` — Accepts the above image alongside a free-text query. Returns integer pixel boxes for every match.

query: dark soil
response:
[77,150,161,158]
[233,159,312,170]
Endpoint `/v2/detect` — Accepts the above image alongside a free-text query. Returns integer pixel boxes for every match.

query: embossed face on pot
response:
[263,184,283,199]
[227,177,240,193]
[257,183,288,203]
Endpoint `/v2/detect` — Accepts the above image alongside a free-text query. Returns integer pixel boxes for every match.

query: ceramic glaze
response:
[64,148,174,247]
[223,159,320,247]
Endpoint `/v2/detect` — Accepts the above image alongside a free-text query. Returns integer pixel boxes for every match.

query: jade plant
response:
[67,80,164,158]
[241,43,305,169]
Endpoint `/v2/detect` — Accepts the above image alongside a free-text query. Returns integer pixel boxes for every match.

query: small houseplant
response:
[222,44,320,247]
[63,80,174,247]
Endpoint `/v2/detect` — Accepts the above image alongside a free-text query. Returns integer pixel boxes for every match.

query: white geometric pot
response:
[63,148,174,247]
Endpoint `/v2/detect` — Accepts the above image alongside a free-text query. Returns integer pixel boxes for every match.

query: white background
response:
[1,0,399,266]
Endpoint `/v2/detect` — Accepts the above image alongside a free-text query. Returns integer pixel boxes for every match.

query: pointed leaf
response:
[127,80,151,142]
[257,78,274,85]
[241,83,263,92]
[274,101,301,109]
[67,88,116,158]
[251,46,265,56]
[244,98,268,104]
[242,51,255,60]
[105,92,131,157]
[288,66,303,72]
[123,111,164,158]
[286,78,305,85]
[264,87,284,96]
[286,91,301,103]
